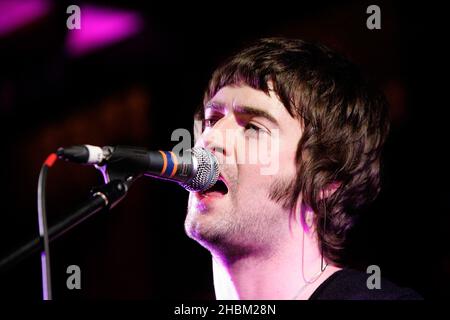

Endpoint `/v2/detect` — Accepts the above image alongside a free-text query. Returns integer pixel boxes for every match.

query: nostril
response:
[211,146,225,156]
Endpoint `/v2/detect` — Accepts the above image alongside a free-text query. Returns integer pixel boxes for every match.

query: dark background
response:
[0,0,447,300]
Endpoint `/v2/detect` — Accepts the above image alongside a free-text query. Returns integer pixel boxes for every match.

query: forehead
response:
[206,85,288,121]
[205,85,304,141]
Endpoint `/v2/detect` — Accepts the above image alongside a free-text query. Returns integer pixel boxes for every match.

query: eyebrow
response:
[204,102,279,126]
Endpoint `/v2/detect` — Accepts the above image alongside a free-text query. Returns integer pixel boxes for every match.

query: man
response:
[184,38,421,299]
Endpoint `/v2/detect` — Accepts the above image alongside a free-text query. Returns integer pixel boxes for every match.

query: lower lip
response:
[194,191,226,206]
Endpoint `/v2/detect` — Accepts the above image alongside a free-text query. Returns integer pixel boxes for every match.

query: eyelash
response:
[203,118,267,135]
[203,119,218,128]
[244,123,264,132]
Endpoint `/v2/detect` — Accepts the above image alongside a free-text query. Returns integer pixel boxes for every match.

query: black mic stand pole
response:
[0,164,137,273]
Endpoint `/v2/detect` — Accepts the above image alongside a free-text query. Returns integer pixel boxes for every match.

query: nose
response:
[195,116,236,160]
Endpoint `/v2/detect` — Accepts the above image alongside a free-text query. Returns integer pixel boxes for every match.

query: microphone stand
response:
[0,163,138,274]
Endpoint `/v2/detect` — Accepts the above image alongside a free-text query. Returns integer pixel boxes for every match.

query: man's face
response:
[185,84,303,259]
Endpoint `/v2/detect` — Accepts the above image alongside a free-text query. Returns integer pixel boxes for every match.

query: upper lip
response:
[217,171,229,189]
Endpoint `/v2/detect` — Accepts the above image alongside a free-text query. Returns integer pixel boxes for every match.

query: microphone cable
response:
[37,153,58,300]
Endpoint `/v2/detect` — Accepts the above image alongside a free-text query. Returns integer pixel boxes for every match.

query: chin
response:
[185,205,212,240]
[185,208,229,245]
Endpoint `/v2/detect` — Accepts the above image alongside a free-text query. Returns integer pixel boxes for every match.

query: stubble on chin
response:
[184,193,286,261]
[184,194,234,245]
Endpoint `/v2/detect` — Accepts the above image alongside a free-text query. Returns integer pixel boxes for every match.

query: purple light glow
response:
[65,5,143,57]
[0,0,51,37]
[40,252,49,300]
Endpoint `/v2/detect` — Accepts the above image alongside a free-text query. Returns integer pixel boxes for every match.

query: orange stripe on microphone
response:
[169,151,178,178]
[159,150,167,175]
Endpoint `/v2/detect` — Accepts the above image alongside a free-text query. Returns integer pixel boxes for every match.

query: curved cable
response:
[37,153,57,300]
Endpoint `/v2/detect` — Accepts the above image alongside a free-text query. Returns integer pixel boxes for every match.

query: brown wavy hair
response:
[199,38,390,266]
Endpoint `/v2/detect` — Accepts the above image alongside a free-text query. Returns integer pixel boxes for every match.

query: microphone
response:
[56,145,219,192]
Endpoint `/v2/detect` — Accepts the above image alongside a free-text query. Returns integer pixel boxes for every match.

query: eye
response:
[244,122,268,136]
[203,118,219,128]
[245,123,261,131]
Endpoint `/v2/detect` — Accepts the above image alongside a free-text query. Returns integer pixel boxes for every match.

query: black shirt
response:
[309,269,422,300]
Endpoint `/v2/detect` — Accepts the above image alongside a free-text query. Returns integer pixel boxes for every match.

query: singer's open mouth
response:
[203,175,229,196]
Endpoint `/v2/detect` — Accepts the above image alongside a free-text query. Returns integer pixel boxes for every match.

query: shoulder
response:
[309,268,423,300]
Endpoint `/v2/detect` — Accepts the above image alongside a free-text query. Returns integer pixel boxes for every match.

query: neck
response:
[211,226,341,300]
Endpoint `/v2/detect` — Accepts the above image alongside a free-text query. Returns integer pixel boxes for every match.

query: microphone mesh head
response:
[181,147,219,192]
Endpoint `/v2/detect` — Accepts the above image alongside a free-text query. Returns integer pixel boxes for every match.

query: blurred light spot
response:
[0,0,51,37]
[65,5,143,57]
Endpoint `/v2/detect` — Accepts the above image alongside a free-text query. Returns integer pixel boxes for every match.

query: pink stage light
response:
[65,5,143,57]
[0,0,51,37]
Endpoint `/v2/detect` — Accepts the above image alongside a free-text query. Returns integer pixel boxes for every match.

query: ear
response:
[303,205,314,231]
[319,181,341,200]
[295,199,314,233]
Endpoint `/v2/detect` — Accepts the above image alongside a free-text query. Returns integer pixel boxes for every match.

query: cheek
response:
[236,164,275,191]
[252,135,297,178]
[278,134,299,173]
[236,133,281,171]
